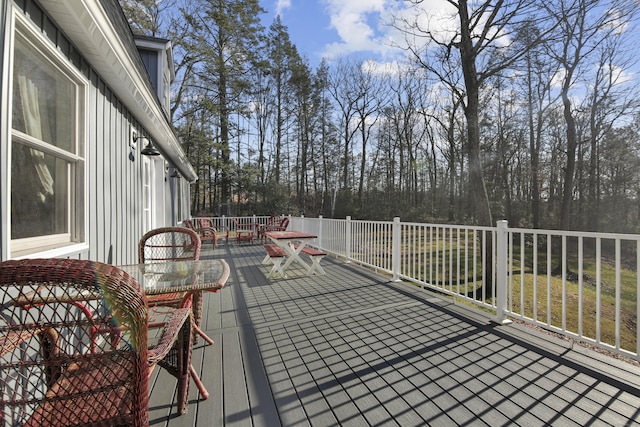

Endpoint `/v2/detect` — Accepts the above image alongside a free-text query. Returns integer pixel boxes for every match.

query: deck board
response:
[148,242,640,426]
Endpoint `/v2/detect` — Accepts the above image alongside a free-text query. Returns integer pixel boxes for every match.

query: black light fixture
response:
[170,169,181,178]
[132,132,160,156]
[140,138,161,156]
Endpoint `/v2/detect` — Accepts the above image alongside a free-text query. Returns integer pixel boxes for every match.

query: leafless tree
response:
[394,0,541,226]
[541,0,639,230]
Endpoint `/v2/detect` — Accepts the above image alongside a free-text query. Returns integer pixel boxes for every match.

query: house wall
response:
[0,1,7,259]
[1,0,192,264]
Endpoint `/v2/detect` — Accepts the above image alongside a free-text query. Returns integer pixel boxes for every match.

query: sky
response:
[259,0,464,70]
[260,0,413,68]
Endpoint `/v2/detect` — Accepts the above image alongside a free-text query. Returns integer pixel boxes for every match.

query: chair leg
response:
[194,323,215,345]
[190,365,210,400]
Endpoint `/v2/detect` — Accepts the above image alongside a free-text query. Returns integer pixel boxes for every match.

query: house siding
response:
[1,0,193,264]
[0,0,8,260]
[139,49,160,91]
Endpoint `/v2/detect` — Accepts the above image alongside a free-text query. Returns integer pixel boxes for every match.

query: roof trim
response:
[37,0,197,182]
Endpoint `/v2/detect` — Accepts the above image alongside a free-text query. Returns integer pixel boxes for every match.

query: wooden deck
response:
[148,241,640,426]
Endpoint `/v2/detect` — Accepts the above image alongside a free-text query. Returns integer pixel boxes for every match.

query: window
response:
[10,21,85,256]
[143,156,153,233]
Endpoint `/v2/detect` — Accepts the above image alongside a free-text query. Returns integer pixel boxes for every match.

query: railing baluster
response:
[392,217,401,281]
[637,240,640,360]
[562,235,567,332]
[547,233,552,327]
[495,220,508,323]
[596,237,602,344]
[616,239,621,351]
[456,228,461,296]
[578,236,584,338]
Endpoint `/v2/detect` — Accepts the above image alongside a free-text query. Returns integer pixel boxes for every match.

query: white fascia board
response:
[39,0,197,182]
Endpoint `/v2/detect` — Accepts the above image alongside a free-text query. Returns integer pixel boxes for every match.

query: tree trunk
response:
[458,0,493,228]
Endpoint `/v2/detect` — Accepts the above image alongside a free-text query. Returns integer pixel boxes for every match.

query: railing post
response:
[318,215,323,249]
[345,216,352,262]
[392,217,401,281]
[493,220,511,324]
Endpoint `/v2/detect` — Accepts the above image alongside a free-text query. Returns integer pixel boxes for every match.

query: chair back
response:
[266,215,281,226]
[278,217,290,231]
[198,218,213,228]
[139,226,201,263]
[0,258,150,427]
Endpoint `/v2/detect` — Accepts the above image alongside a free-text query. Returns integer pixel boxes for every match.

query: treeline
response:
[122,0,640,233]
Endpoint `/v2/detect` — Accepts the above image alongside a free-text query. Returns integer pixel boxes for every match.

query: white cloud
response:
[275,0,292,16]
[321,0,396,59]
[319,0,457,61]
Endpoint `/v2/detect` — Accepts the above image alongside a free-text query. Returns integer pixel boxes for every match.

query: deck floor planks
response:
[148,366,181,423]
[220,329,251,427]
[237,326,282,427]
[149,241,640,426]
[192,331,224,427]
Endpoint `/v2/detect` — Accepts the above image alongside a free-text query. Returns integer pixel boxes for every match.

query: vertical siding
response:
[90,81,150,266]
[3,0,185,264]
[0,0,9,260]
[87,71,99,263]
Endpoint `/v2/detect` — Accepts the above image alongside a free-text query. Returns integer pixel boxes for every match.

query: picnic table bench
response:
[262,243,287,278]
[295,244,327,275]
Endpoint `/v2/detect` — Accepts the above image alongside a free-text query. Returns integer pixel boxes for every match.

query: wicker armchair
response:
[0,258,193,426]
[139,226,201,309]
[198,218,229,245]
[183,219,227,249]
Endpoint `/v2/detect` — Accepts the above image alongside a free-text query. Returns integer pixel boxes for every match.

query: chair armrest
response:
[147,307,191,365]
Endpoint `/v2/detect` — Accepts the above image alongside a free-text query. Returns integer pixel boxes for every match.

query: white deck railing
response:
[288,216,640,360]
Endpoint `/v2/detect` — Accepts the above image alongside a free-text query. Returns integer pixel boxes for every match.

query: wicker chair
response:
[183,219,227,249]
[198,218,229,245]
[0,258,193,426]
[139,227,209,345]
[229,217,259,244]
[258,217,290,241]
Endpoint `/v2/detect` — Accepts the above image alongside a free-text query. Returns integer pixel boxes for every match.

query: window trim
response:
[9,12,88,257]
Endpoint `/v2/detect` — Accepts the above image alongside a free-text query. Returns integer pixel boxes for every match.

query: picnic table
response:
[263,231,326,277]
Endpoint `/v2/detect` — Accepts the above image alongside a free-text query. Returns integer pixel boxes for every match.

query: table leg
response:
[279,241,311,272]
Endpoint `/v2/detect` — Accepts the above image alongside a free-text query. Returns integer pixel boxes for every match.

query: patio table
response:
[118,259,229,296]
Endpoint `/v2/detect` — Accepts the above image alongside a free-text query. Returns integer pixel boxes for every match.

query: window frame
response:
[9,13,88,258]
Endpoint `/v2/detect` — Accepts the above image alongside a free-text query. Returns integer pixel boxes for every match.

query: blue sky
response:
[260,0,640,87]
[260,0,412,68]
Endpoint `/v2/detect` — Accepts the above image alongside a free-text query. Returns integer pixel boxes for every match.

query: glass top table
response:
[118,258,230,295]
